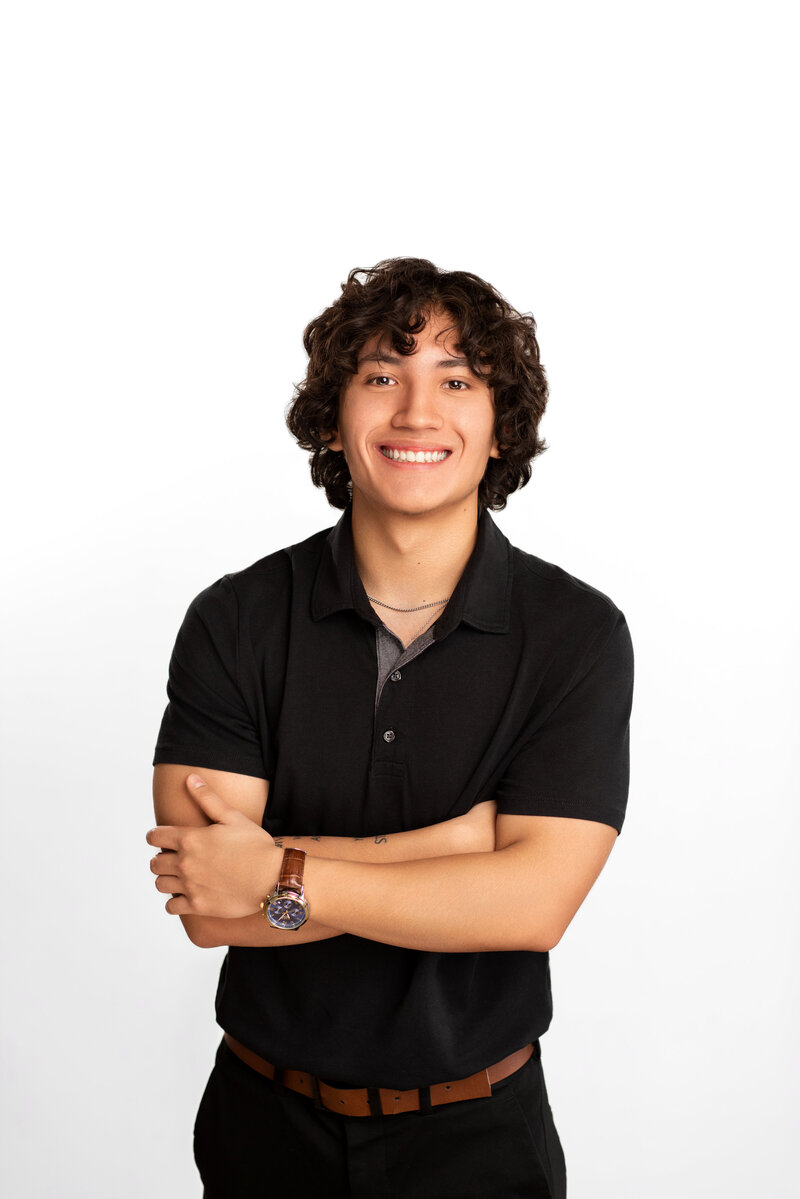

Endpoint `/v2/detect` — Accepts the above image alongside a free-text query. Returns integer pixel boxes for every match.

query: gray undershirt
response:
[375,624,437,711]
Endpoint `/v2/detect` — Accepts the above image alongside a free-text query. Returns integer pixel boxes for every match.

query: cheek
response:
[471,413,500,459]
[332,396,374,457]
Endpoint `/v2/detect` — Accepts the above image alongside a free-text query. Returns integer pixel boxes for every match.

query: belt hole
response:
[339,1099,345,1105]
[394,1096,400,1102]
[445,1084,451,1090]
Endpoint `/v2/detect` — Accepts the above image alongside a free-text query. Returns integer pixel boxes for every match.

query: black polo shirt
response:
[153,507,634,1089]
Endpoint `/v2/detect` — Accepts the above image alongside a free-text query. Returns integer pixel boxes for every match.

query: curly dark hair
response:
[286,257,548,511]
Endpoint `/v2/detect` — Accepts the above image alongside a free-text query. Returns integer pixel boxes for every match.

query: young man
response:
[149,257,634,1198]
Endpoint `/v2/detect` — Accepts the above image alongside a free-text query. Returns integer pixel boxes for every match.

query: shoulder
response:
[507,539,631,671]
[512,543,621,617]
[187,524,335,626]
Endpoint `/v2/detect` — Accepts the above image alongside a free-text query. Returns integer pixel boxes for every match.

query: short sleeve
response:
[494,610,634,833]
[152,576,268,779]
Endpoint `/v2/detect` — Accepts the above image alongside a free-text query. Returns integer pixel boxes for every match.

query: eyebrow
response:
[357,351,474,370]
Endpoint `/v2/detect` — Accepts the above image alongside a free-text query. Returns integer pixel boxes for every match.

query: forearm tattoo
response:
[274,834,384,846]
[274,834,389,847]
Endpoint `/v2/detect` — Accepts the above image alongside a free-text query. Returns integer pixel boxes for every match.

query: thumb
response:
[185,773,240,823]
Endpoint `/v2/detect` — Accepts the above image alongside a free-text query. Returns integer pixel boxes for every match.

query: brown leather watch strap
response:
[279,847,306,894]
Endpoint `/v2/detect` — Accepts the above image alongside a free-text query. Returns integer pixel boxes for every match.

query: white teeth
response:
[381,447,449,462]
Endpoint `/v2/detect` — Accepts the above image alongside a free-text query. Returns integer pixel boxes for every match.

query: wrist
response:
[261,845,310,930]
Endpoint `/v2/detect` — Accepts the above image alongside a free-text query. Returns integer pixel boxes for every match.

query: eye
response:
[444,379,470,391]
[366,375,395,387]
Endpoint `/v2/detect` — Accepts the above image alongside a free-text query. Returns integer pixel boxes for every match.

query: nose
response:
[390,381,443,431]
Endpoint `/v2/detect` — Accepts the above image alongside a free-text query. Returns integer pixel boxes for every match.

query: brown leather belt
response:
[223,1032,535,1117]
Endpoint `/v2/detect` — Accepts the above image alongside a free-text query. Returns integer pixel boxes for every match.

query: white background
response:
[1,2,797,1196]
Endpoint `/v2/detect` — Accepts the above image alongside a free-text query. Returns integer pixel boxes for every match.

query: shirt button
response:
[383,729,396,743]
[390,670,402,682]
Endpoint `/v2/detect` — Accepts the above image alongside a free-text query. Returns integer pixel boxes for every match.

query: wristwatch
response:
[261,847,310,930]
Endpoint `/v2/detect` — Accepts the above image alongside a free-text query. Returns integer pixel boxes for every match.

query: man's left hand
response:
[147,774,282,918]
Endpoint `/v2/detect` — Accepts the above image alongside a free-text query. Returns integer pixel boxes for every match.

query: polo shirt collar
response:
[311,506,512,638]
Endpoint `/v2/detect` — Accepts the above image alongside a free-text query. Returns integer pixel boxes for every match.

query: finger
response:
[146,826,181,850]
[165,894,192,916]
[185,774,240,824]
[154,874,183,894]
[150,852,177,876]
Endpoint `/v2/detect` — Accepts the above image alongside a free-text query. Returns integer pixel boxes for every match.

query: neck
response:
[351,496,481,608]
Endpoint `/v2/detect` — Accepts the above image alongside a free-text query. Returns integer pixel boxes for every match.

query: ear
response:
[489,397,503,458]
[325,386,345,452]
[491,413,510,458]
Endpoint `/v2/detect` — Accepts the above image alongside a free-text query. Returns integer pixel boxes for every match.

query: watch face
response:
[266,893,308,930]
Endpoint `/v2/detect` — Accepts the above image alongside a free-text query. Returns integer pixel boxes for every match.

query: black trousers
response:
[194,1036,567,1198]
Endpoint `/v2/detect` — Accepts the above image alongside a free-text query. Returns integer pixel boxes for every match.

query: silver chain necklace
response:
[367,594,451,613]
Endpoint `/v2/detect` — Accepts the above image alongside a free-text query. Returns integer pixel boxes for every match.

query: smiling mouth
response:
[379,447,451,463]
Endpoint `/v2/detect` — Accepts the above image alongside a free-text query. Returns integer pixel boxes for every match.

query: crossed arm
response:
[149,763,618,954]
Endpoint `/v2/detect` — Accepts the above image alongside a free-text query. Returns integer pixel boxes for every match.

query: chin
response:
[370,490,477,521]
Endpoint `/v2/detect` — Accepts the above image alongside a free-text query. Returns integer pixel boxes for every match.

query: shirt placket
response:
[367,626,435,826]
